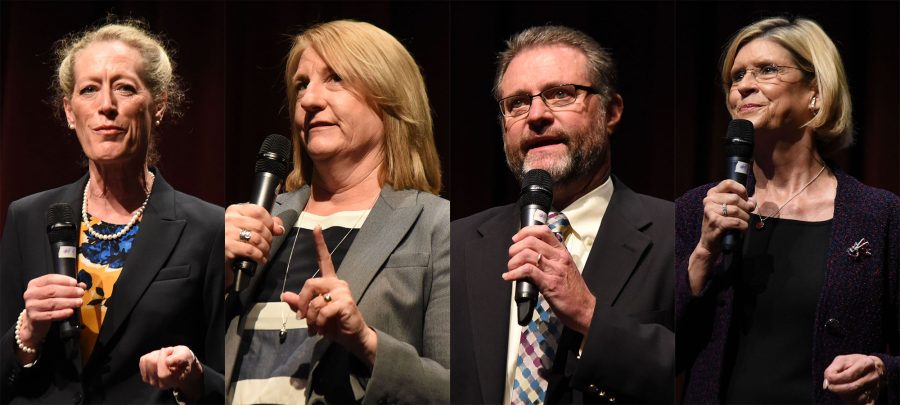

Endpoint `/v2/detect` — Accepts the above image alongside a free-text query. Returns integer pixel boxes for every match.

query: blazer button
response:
[609,396,616,403]
[587,384,599,394]
[825,318,841,335]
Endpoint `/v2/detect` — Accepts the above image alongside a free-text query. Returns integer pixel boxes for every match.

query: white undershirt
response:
[502,177,613,404]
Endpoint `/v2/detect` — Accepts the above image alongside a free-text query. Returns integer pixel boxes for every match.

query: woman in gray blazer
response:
[224,20,449,404]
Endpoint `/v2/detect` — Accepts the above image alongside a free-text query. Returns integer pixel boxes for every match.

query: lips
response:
[738,103,764,113]
[92,125,125,136]
[523,137,566,154]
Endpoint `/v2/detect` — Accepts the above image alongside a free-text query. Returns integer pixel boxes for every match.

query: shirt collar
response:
[559,176,614,241]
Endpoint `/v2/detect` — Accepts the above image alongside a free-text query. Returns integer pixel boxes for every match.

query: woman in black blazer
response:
[0,20,223,403]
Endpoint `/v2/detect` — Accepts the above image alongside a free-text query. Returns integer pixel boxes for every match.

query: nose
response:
[525,95,553,133]
[298,83,325,113]
[98,87,117,119]
[734,75,758,99]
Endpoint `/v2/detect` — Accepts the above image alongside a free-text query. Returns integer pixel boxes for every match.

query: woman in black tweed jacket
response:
[676,16,898,404]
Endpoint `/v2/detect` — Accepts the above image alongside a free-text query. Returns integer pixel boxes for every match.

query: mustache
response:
[519,130,569,151]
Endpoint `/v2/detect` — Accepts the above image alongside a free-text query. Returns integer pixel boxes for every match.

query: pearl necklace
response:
[82,172,154,241]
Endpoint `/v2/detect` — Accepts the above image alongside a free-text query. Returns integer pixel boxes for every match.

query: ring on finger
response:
[239,229,252,242]
[536,253,543,265]
[721,203,728,217]
[322,293,333,303]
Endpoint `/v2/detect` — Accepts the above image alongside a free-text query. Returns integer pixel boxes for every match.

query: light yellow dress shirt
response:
[502,177,614,404]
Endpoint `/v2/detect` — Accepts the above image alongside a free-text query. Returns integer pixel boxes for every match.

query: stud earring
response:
[68,122,75,130]
[809,96,818,111]
[154,119,161,126]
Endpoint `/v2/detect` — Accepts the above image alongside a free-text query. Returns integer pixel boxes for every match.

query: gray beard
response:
[505,113,608,187]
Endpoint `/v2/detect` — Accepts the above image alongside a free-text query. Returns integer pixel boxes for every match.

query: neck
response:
[307,159,382,214]
[87,161,152,216]
[752,128,824,193]
[552,159,610,210]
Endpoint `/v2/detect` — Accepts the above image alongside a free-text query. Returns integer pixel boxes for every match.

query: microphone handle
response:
[722,156,751,253]
[233,171,283,292]
[515,204,548,326]
[51,240,81,345]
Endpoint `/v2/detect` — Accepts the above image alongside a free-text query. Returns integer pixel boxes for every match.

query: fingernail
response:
[822,379,828,390]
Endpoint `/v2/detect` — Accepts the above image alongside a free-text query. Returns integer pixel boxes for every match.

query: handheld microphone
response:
[515,169,553,326]
[722,119,754,253]
[46,203,80,354]
[233,134,292,292]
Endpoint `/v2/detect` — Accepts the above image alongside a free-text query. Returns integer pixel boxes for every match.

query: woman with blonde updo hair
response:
[224,20,448,404]
[676,16,898,404]
[0,20,224,403]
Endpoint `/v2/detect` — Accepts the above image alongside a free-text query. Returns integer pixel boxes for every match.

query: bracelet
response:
[15,309,38,354]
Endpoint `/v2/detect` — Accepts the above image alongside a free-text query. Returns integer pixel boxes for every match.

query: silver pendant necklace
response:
[277,208,369,343]
[754,164,826,229]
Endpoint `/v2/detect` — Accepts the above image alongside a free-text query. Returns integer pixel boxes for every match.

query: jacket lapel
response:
[581,178,652,308]
[468,205,518,404]
[92,172,185,356]
[339,185,422,303]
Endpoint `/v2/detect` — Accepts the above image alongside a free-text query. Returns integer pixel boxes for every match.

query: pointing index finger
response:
[313,226,337,278]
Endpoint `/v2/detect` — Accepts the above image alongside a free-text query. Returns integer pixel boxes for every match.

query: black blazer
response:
[0,169,224,404]
[451,177,675,404]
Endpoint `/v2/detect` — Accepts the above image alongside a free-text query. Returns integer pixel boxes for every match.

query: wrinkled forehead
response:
[499,45,590,97]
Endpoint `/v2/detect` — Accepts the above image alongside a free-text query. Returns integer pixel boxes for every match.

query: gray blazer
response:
[225,184,450,404]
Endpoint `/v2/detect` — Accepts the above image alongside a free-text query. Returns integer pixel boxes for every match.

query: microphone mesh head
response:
[519,169,553,209]
[724,119,754,158]
[46,203,76,243]
[255,134,292,179]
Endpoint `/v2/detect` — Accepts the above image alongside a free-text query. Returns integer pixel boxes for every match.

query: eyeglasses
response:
[729,64,808,86]
[497,84,597,117]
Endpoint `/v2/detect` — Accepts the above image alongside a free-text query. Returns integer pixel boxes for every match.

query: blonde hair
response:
[54,18,183,165]
[721,17,853,155]
[284,20,442,194]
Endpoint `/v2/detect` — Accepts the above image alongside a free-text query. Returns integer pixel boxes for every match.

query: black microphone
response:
[46,203,81,353]
[722,119,754,253]
[516,169,553,326]
[233,134,292,292]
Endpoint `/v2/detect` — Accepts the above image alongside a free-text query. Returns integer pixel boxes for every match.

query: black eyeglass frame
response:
[496,83,598,117]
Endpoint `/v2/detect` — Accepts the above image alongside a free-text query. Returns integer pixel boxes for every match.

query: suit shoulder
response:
[634,192,674,213]
[415,191,449,212]
[451,204,514,233]
[172,190,224,228]
[8,184,74,211]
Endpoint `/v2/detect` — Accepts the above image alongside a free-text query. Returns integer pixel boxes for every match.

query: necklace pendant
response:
[279,328,287,343]
[755,221,765,230]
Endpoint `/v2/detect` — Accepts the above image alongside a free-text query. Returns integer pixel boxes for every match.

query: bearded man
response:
[451,25,675,404]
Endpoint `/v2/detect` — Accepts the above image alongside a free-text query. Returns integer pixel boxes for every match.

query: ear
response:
[154,93,168,123]
[63,97,75,126]
[604,94,624,134]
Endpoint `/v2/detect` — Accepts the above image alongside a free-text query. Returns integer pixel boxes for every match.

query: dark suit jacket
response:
[225,184,450,404]
[0,169,225,404]
[676,170,900,404]
[451,176,675,404]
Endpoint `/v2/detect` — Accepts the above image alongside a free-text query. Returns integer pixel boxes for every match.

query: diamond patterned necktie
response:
[510,212,569,405]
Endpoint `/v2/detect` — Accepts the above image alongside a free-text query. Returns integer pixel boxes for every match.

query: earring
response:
[809,96,818,111]
[68,122,75,130]
[154,119,161,127]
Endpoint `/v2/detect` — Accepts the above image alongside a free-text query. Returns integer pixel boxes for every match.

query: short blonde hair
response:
[54,18,183,165]
[721,17,853,155]
[284,20,442,194]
